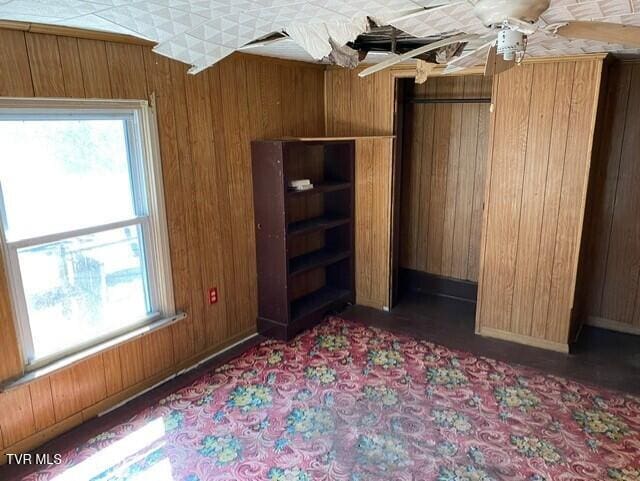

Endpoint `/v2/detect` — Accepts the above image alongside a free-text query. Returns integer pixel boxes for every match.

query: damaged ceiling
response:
[0,0,639,74]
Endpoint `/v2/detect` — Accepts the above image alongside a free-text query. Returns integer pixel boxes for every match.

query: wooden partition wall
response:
[354,137,395,310]
[325,68,398,309]
[581,59,640,335]
[400,75,492,283]
[476,57,605,352]
[0,27,325,460]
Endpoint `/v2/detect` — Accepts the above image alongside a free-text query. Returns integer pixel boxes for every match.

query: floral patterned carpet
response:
[24,317,640,481]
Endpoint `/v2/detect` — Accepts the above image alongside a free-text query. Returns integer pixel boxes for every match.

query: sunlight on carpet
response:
[25,317,640,481]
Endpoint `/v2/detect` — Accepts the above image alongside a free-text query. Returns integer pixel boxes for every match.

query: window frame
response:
[0,98,175,370]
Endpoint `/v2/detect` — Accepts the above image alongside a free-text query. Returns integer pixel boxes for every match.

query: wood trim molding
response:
[330,53,609,79]
[477,326,570,353]
[0,24,326,72]
[0,20,155,46]
[240,53,326,70]
[587,316,640,335]
[284,136,395,141]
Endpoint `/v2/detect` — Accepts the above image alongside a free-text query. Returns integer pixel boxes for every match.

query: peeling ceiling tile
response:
[153,32,233,71]
[1,0,640,73]
[242,36,318,61]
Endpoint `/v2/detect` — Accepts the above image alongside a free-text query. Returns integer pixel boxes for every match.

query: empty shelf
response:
[287,216,350,236]
[289,248,351,276]
[290,286,351,322]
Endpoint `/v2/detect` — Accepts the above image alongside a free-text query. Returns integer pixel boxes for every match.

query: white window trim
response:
[0,97,175,371]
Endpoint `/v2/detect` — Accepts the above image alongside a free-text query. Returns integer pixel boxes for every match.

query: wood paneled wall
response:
[325,67,396,137]
[581,59,640,334]
[476,58,604,352]
[355,138,394,309]
[0,27,325,459]
[399,75,492,282]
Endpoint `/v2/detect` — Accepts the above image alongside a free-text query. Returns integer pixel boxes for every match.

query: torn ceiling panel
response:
[0,0,639,74]
[285,18,369,59]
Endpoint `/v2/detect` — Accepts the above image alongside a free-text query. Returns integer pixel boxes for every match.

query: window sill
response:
[0,312,187,393]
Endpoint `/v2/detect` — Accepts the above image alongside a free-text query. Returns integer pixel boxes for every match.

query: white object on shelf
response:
[292,184,314,191]
[289,179,311,188]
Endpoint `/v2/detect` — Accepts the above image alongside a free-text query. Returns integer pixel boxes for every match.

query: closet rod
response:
[408,97,491,104]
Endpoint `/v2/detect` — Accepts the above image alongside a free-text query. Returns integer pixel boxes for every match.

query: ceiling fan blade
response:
[484,43,515,76]
[359,33,477,78]
[443,39,493,74]
[484,44,496,76]
[553,21,640,48]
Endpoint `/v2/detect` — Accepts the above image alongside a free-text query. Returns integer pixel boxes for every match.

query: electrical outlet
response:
[208,287,218,304]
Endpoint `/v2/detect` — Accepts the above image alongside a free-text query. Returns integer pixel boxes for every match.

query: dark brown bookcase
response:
[251,139,355,340]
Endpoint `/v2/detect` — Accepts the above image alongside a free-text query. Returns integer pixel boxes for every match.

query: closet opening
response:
[390,74,492,332]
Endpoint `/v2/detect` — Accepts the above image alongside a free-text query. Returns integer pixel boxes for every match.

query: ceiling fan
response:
[359,0,640,78]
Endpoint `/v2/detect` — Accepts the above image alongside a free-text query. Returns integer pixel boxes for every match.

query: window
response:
[0,99,174,368]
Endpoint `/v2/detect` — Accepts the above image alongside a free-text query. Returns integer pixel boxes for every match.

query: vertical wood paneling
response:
[141,329,175,379]
[441,76,465,275]
[76,39,112,98]
[0,26,326,459]
[582,61,640,332]
[477,58,604,350]
[0,29,33,96]
[28,378,55,431]
[105,42,147,99]
[451,76,482,280]
[325,68,397,137]
[72,356,107,412]
[117,336,145,390]
[414,81,437,274]
[169,59,206,352]
[25,33,65,97]
[102,350,123,396]
[218,57,256,335]
[510,63,558,336]
[599,63,640,324]
[400,85,420,270]
[530,62,575,340]
[183,68,229,347]
[427,78,455,274]
[355,138,394,309]
[546,60,602,343]
[0,386,35,446]
[57,36,85,97]
[467,81,491,280]
[399,76,491,283]
[481,65,534,332]
[142,50,195,362]
[49,368,81,422]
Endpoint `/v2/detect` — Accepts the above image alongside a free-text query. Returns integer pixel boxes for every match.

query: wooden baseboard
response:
[586,316,640,335]
[0,328,257,464]
[399,269,477,303]
[477,326,569,353]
